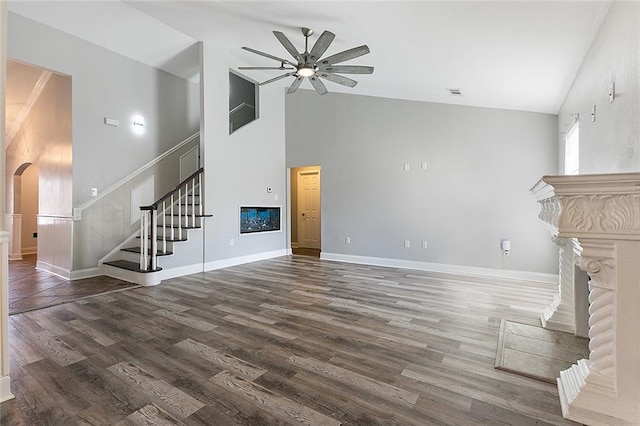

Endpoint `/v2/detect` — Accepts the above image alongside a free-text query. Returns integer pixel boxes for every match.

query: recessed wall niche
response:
[229,71,258,134]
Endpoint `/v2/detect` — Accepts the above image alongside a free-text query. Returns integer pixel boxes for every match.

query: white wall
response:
[558,1,640,173]
[7,12,200,208]
[200,44,287,266]
[6,72,71,217]
[287,90,558,275]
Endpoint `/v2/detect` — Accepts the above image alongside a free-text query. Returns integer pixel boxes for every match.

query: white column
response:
[539,236,576,333]
[5,214,22,260]
[0,232,11,402]
[0,0,14,403]
[531,173,640,425]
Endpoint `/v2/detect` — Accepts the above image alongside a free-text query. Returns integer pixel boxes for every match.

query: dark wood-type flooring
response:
[9,254,139,315]
[1,256,580,425]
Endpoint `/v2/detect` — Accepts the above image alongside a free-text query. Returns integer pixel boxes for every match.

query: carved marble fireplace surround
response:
[531,173,640,425]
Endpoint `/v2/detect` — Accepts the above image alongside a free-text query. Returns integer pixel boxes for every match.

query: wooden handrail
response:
[138,168,204,271]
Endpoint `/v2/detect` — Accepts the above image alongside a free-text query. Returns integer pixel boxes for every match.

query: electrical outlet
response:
[422,241,428,249]
[345,237,351,244]
[404,240,411,248]
[404,163,410,171]
[90,188,98,197]
[421,162,427,170]
[229,238,235,247]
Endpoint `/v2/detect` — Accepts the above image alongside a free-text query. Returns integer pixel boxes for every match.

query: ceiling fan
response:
[239,27,373,95]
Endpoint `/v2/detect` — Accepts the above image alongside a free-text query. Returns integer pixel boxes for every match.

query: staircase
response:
[103,168,210,286]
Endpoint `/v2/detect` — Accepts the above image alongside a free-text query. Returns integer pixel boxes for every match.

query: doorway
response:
[9,162,39,261]
[290,166,321,257]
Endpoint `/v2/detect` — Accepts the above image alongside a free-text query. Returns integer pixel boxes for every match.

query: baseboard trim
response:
[8,254,22,261]
[159,264,204,282]
[21,247,37,256]
[0,375,15,403]
[36,261,71,280]
[204,249,288,272]
[320,252,558,284]
[70,267,102,280]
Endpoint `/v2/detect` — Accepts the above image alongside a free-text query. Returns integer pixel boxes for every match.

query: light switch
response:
[91,188,98,197]
[104,117,119,127]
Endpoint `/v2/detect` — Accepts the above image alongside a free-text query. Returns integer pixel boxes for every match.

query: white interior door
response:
[297,170,321,249]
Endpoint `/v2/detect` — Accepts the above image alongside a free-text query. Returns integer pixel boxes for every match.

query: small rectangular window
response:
[564,122,579,175]
[229,71,258,134]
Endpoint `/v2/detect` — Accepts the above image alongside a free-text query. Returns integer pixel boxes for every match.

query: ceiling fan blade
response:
[260,72,294,86]
[288,76,304,94]
[309,76,328,95]
[273,31,302,63]
[318,72,358,88]
[242,47,295,66]
[308,30,335,62]
[318,65,374,74]
[238,66,294,70]
[319,45,370,66]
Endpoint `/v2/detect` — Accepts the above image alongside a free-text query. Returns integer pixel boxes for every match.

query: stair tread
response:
[136,236,188,242]
[164,214,212,218]
[121,247,173,256]
[104,260,162,273]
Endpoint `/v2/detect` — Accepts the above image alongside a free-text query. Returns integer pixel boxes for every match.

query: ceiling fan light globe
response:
[297,66,316,77]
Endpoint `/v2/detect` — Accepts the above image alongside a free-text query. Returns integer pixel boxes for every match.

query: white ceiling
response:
[7,0,612,114]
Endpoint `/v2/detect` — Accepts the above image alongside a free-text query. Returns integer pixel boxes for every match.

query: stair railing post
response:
[178,188,183,240]
[198,172,203,217]
[191,177,196,228]
[170,194,175,241]
[161,200,167,254]
[150,207,158,271]
[140,208,149,271]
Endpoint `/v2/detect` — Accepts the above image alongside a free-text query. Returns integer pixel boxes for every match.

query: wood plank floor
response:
[9,255,138,315]
[0,256,581,425]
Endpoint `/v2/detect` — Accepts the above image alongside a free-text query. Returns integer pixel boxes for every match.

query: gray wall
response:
[8,12,200,208]
[558,1,640,173]
[201,44,287,265]
[287,90,558,274]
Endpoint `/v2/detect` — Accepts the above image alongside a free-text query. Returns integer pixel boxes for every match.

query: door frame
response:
[288,165,321,252]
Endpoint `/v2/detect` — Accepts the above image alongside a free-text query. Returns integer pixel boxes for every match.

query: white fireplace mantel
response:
[531,173,640,425]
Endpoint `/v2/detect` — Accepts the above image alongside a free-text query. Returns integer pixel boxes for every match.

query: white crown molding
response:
[6,70,51,147]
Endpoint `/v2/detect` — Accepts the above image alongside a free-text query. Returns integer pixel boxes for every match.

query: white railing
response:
[139,168,203,271]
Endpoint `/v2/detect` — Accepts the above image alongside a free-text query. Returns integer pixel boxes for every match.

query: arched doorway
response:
[8,162,39,261]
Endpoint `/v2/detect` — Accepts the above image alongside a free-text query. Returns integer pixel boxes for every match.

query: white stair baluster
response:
[151,209,158,270]
[178,188,182,240]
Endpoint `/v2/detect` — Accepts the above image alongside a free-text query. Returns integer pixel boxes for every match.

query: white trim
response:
[158,263,204,282]
[21,246,37,255]
[0,375,14,403]
[36,261,71,280]
[204,249,288,272]
[70,267,101,280]
[320,252,558,284]
[102,263,161,287]
[239,205,282,235]
[78,132,200,211]
[102,263,204,287]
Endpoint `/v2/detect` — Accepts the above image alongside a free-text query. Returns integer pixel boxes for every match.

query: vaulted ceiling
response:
[7,1,611,114]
